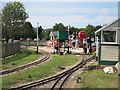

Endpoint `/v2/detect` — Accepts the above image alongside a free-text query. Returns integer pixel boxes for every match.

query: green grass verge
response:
[2,54,79,89]
[2,49,42,70]
[78,69,118,88]
[81,52,96,57]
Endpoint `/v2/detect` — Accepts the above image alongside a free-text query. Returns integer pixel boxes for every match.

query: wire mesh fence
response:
[20,41,47,46]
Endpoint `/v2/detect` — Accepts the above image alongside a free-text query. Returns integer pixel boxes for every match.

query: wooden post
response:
[98,31,101,65]
[64,40,65,52]
[56,39,57,53]
[118,45,120,62]
[118,2,120,62]
[96,36,99,61]
[59,40,60,53]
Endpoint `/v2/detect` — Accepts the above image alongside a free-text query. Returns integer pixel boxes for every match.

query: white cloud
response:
[27,7,98,16]
[1,0,119,2]
[1,1,117,28]
[26,7,117,17]
[27,15,117,28]
[26,5,117,28]
[99,8,118,15]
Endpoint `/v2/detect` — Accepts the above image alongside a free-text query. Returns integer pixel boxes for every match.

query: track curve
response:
[1,47,50,76]
[10,54,96,90]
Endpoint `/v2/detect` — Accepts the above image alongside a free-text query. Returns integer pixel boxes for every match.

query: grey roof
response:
[95,18,120,35]
[50,31,57,36]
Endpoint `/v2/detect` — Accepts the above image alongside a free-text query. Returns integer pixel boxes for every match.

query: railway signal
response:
[36,22,39,53]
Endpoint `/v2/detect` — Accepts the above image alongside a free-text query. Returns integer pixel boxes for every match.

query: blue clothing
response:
[83,44,86,47]
[83,41,86,44]
[87,43,90,48]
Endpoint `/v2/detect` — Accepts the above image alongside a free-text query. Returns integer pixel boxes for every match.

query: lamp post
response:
[36,22,39,53]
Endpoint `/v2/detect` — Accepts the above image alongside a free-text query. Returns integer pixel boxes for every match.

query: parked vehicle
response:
[34,38,40,41]
[43,39,47,41]
[2,38,6,41]
[26,38,33,41]
[20,38,25,41]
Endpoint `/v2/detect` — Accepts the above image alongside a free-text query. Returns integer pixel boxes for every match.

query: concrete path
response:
[33,46,84,54]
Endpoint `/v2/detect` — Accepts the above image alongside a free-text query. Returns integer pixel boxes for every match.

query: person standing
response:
[75,37,78,49]
[72,37,76,49]
[83,38,86,48]
[83,38,87,53]
[87,37,90,54]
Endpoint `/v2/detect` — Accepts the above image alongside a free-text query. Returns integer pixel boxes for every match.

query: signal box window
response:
[102,30,117,44]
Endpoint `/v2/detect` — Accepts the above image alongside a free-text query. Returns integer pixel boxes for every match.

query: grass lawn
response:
[2,49,42,70]
[78,69,118,88]
[2,54,79,89]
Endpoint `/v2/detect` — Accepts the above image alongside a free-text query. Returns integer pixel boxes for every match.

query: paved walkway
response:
[38,46,84,53]
[21,46,84,54]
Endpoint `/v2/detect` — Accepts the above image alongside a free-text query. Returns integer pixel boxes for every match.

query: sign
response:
[91,38,94,42]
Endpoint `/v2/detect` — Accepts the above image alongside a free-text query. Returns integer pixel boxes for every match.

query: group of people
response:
[69,36,79,49]
[69,36,96,54]
[83,37,90,48]
[83,37,95,54]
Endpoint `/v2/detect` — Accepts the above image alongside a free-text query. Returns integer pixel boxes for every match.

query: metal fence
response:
[20,41,47,46]
[2,42,20,58]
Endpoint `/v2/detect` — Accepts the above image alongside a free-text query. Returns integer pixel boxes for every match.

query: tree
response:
[52,23,66,31]
[95,25,102,31]
[42,28,52,40]
[83,24,102,38]
[38,26,43,40]
[22,22,35,39]
[69,26,81,35]
[2,1,28,41]
[84,24,95,37]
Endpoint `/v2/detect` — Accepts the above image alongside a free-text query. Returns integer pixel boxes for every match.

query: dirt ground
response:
[21,46,84,54]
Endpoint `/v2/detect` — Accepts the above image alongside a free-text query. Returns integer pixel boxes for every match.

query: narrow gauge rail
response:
[1,48,50,76]
[10,54,96,90]
[51,55,91,89]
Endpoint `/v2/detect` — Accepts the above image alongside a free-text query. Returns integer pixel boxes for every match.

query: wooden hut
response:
[49,31,57,41]
[49,31,57,46]
[95,19,120,65]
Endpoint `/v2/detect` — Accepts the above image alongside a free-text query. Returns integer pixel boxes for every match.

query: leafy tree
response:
[38,26,43,40]
[69,26,81,35]
[52,23,66,31]
[2,1,28,41]
[95,25,102,30]
[84,24,95,37]
[83,24,102,38]
[22,22,35,39]
[41,28,52,40]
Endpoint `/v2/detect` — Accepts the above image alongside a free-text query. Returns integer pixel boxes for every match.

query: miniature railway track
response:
[51,55,93,89]
[10,54,96,90]
[1,47,50,76]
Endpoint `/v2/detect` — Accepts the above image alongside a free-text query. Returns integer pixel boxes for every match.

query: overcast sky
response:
[1,0,119,29]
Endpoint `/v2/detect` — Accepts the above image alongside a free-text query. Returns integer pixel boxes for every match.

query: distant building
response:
[95,19,120,65]
[49,31,57,41]
[49,31,57,46]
